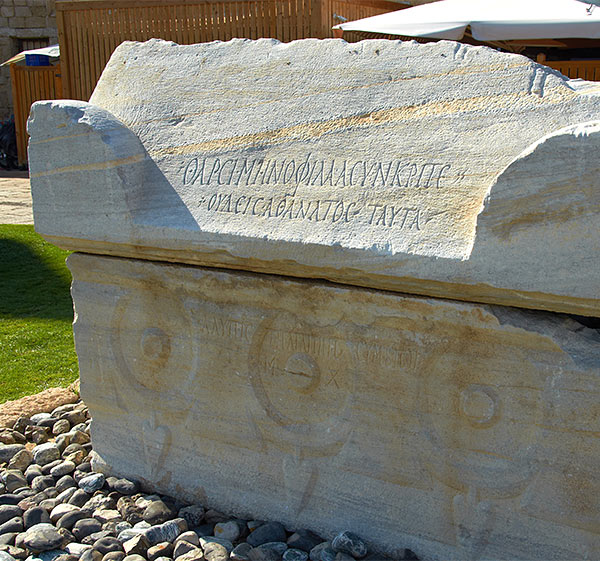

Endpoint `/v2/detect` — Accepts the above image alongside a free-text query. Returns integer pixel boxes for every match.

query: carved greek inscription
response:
[204,193,360,223]
[199,192,430,230]
[263,328,346,362]
[183,155,451,194]
[367,204,423,229]
[183,155,454,232]
[355,341,419,370]
[197,314,252,344]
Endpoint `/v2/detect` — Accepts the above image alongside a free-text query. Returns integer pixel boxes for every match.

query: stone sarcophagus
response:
[29,38,600,561]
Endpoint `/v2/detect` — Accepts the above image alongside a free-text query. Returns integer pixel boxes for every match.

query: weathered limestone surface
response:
[69,252,600,561]
[29,39,600,316]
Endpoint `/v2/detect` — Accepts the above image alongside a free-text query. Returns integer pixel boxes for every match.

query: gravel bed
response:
[0,401,419,561]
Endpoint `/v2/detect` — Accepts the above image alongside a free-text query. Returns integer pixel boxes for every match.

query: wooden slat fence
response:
[9,64,63,166]
[543,59,600,81]
[327,0,396,31]
[56,0,400,101]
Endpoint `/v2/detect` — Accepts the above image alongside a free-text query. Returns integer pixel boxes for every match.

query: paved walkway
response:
[0,170,33,225]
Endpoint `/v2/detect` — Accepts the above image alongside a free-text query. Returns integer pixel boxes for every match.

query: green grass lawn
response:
[0,225,78,403]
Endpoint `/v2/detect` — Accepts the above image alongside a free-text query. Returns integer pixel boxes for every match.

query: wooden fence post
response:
[9,64,26,167]
[56,6,71,99]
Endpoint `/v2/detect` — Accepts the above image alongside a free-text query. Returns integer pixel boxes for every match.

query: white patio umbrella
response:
[0,44,59,66]
[334,0,600,41]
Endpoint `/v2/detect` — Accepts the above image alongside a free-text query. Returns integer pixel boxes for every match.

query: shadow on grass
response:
[0,226,73,320]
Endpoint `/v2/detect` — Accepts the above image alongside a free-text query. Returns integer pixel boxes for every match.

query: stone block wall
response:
[0,0,58,121]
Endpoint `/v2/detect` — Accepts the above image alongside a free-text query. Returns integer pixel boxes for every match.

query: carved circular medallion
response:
[140,327,171,363]
[460,384,501,428]
[416,336,549,498]
[248,312,354,455]
[112,285,196,398]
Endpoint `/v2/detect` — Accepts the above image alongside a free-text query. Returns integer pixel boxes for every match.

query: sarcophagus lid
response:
[28,38,600,316]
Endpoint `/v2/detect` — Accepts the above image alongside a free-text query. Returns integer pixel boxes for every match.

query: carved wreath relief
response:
[111,282,199,482]
[248,313,354,454]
